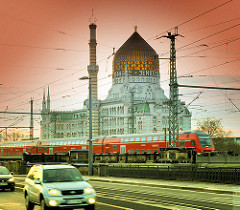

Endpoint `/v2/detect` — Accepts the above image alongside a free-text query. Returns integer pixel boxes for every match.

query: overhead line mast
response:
[159,28,182,147]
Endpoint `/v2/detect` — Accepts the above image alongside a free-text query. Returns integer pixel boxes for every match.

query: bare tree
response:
[197,117,232,138]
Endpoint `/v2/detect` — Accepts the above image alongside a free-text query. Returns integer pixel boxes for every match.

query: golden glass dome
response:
[112,31,159,78]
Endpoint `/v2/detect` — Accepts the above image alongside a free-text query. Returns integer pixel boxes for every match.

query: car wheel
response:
[25,194,34,210]
[41,198,51,210]
[85,204,95,210]
[10,187,15,191]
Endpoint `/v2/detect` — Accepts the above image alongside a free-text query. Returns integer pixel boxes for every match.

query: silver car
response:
[0,166,15,191]
[24,164,96,210]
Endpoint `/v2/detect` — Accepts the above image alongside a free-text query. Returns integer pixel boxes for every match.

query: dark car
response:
[0,166,15,191]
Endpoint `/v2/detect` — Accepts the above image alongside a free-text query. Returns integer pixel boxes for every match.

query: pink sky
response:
[0,0,239,136]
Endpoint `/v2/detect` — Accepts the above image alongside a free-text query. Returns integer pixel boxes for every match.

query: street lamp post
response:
[79,76,93,176]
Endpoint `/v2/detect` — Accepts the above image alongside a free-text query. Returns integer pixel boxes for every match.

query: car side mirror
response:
[34,179,41,184]
[83,177,89,182]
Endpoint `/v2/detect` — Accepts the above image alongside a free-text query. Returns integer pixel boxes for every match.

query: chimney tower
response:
[87,10,99,137]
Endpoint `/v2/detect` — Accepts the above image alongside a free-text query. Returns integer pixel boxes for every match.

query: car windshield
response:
[43,168,84,183]
[0,167,10,175]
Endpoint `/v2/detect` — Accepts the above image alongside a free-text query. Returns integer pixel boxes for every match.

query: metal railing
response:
[99,165,240,184]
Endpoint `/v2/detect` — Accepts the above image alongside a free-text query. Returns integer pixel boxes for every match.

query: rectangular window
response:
[141,149,145,154]
[135,137,140,142]
[153,136,158,142]
[124,138,129,142]
[147,136,152,142]
[147,149,152,154]
[135,149,139,154]
[153,149,158,153]
[191,140,196,145]
[68,141,71,145]
[141,137,146,142]
[129,150,134,154]
[113,144,117,150]
[180,141,185,147]
[44,147,47,152]
[121,138,124,143]
[130,137,135,142]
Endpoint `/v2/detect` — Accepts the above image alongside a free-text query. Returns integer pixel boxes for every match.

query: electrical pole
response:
[166,30,180,147]
[30,98,34,140]
[130,91,135,134]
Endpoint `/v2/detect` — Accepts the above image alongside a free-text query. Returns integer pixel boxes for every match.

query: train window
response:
[135,137,140,142]
[56,142,60,145]
[39,147,41,152]
[147,136,152,142]
[64,141,67,145]
[135,149,139,154]
[60,141,63,145]
[153,149,158,153]
[153,136,158,142]
[180,141,185,147]
[76,140,80,144]
[28,148,31,152]
[141,137,146,142]
[130,137,134,142]
[80,140,84,144]
[121,138,124,143]
[44,147,47,151]
[72,141,76,145]
[113,144,117,149]
[191,140,196,145]
[141,149,145,154]
[147,149,152,154]
[124,138,129,142]
[129,150,134,154]
[68,141,71,145]
[52,142,55,146]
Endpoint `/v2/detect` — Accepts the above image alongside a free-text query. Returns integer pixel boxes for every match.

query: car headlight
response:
[48,189,61,196]
[84,188,95,194]
[8,177,15,182]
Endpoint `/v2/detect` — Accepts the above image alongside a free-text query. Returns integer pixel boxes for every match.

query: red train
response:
[0,130,214,158]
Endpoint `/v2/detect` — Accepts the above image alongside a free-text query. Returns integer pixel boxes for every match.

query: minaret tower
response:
[88,10,99,137]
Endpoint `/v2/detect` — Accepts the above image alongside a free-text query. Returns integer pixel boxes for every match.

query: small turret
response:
[47,86,50,112]
[42,89,46,112]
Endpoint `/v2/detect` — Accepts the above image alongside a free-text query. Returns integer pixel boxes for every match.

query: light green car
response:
[24,164,96,210]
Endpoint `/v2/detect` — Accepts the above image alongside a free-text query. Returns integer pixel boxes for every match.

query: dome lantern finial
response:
[89,9,97,24]
[134,26,138,32]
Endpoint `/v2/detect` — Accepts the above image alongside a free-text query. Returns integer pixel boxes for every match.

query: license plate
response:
[67,199,82,204]
[0,183,7,186]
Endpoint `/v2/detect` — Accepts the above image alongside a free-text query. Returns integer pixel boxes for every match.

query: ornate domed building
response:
[40,24,191,140]
[99,28,191,135]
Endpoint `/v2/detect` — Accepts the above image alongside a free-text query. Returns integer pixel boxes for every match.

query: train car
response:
[0,130,214,158]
